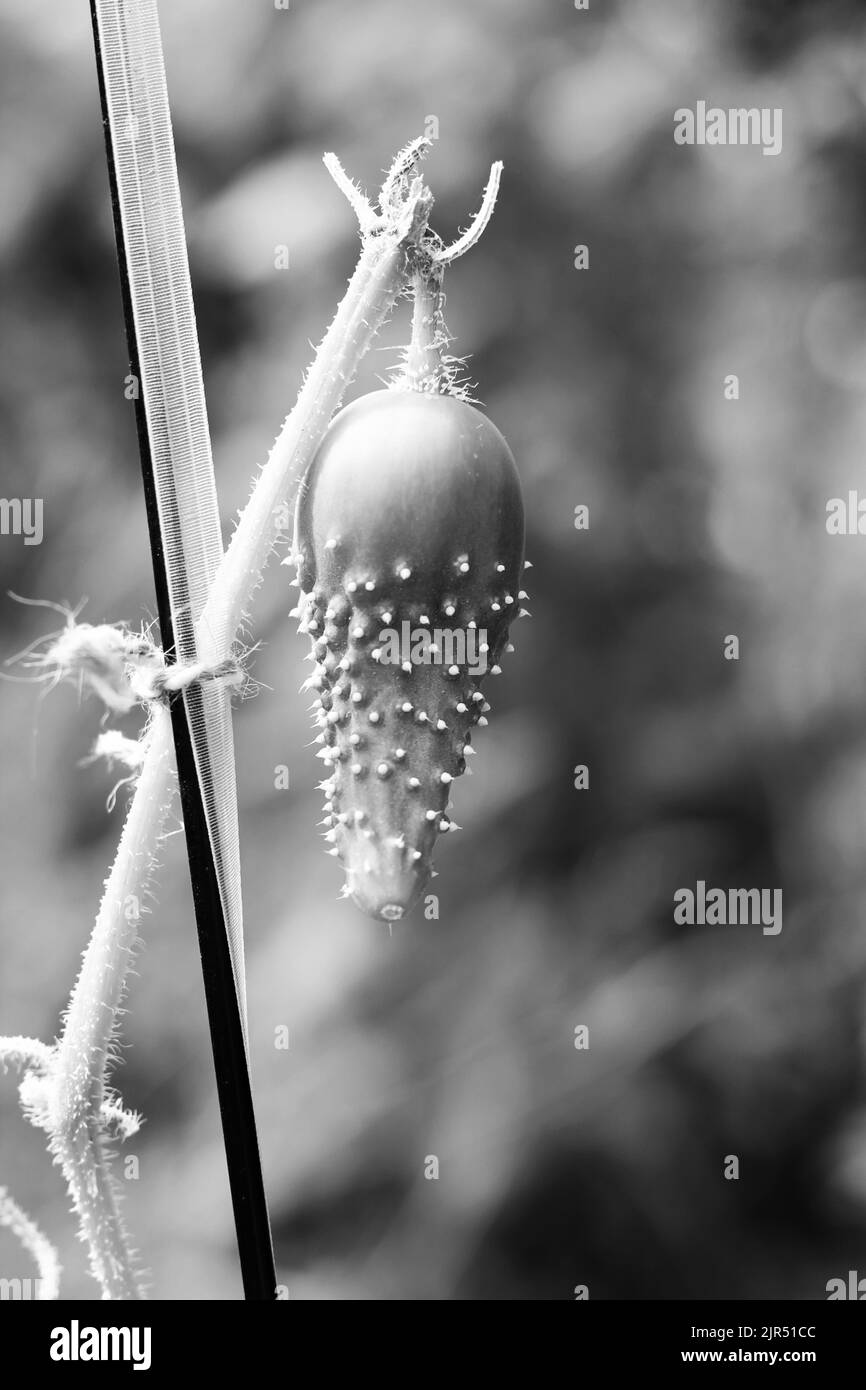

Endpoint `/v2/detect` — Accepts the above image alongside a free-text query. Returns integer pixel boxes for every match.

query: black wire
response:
[89,1,276,1302]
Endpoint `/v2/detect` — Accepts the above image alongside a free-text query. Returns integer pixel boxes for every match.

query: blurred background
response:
[2,0,866,1300]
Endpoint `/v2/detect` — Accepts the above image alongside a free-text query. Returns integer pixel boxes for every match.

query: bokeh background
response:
[2,0,866,1300]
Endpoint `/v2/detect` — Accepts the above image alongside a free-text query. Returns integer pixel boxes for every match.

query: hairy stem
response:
[0,1187,61,1300]
[203,231,411,649]
[49,704,175,1300]
[0,1038,54,1073]
[402,266,448,393]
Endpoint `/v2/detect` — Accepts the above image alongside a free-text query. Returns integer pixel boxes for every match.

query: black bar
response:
[89,1,276,1301]
[14,1298,866,1369]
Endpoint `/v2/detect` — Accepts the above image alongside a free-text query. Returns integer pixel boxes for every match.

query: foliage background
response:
[2,0,866,1298]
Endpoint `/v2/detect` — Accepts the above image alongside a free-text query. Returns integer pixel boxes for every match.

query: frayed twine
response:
[82,732,148,811]
[5,599,246,713]
[5,600,252,812]
[88,730,147,771]
[128,654,244,704]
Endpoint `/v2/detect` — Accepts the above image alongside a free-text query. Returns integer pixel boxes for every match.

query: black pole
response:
[90,2,276,1301]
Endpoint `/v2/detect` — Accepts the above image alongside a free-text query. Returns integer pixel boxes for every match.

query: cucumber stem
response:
[403,266,448,392]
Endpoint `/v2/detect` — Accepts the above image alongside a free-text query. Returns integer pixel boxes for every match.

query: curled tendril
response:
[323,140,500,273]
[432,161,503,264]
[379,135,433,214]
[324,145,435,252]
[322,153,382,235]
